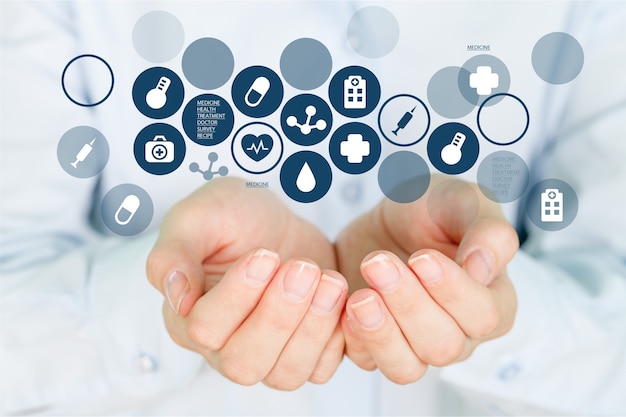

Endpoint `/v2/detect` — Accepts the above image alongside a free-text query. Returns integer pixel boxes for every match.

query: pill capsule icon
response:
[114,194,141,226]
[245,76,270,107]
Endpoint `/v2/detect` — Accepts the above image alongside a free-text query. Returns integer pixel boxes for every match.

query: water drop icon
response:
[296,162,316,192]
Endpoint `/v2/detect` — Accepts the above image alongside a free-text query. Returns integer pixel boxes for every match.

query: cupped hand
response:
[146,177,347,390]
[336,176,519,383]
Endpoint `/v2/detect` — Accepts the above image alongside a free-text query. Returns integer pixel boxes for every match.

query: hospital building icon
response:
[541,188,563,222]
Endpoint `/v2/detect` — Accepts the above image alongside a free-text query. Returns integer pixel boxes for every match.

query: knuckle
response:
[264,371,306,391]
[186,319,222,351]
[386,363,427,385]
[219,354,264,386]
[472,303,502,339]
[422,336,466,366]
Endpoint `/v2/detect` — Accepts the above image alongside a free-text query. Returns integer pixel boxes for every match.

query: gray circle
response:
[347,6,400,58]
[280,38,332,90]
[460,54,511,107]
[427,66,475,119]
[427,179,480,234]
[101,184,154,236]
[57,126,109,178]
[477,151,529,203]
[182,38,234,90]
[532,32,584,84]
[378,151,430,203]
[525,179,578,231]
[132,11,185,63]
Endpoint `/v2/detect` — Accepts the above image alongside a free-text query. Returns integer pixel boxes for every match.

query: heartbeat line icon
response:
[246,140,269,154]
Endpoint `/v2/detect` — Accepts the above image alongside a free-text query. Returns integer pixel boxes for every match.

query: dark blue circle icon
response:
[427,122,479,175]
[134,123,186,175]
[132,67,184,119]
[329,122,381,175]
[328,66,381,118]
[62,54,114,107]
[280,94,332,146]
[477,93,529,146]
[182,94,234,145]
[232,66,283,118]
[280,151,332,203]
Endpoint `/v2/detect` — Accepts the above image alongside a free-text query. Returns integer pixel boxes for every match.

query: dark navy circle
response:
[134,123,186,175]
[280,94,332,146]
[231,66,284,118]
[427,122,479,175]
[132,67,184,119]
[328,66,381,118]
[477,93,529,146]
[182,94,234,145]
[280,151,332,203]
[329,122,381,174]
[62,54,114,107]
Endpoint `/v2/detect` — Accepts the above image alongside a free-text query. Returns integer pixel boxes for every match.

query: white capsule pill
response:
[114,194,141,226]
[245,76,270,107]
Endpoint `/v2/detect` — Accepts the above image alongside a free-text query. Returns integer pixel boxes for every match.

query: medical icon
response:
[469,66,499,96]
[440,132,466,165]
[344,75,366,109]
[296,162,316,192]
[114,194,140,226]
[189,152,229,181]
[145,76,171,109]
[241,133,273,162]
[392,106,416,136]
[145,135,174,163]
[71,138,96,168]
[541,188,564,222]
[245,76,270,107]
[286,105,327,135]
[340,133,370,164]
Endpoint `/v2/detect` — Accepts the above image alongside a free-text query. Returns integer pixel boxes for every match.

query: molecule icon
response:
[189,152,229,181]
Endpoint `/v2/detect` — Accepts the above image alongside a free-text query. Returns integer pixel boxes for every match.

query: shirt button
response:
[341,180,363,204]
[133,352,159,375]
[497,359,522,382]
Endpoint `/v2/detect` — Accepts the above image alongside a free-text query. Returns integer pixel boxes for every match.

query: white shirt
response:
[1,1,626,415]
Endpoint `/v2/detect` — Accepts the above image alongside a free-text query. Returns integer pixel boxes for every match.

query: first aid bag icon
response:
[145,135,174,163]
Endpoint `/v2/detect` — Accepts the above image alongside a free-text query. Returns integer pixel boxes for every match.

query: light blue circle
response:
[280,38,332,90]
[347,6,399,58]
[378,151,430,203]
[477,151,529,203]
[427,66,475,119]
[532,32,584,84]
[57,126,109,178]
[525,179,578,231]
[132,11,185,63]
[182,38,234,90]
[280,151,332,203]
[329,122,381,175]
[460,54,511,107]
[101,184,154,236]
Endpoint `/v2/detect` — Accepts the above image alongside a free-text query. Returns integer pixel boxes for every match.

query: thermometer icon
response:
[145,76,171,110]
[440,132,466,165]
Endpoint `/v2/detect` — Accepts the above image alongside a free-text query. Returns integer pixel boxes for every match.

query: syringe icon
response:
[392,106,416,136]
[71,138,96,168]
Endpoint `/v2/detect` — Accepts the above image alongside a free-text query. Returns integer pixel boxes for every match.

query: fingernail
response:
[464,249,494,285]
[283,261,319,303]
[165,271,190,315]
[311,274,346,314]
[350,295,383,330]
[409,254,442,286]
[245,249,280,287]
[362,253,400,292]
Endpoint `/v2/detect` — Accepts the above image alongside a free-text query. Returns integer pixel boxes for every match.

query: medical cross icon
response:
[469,66,499,96]
[340,133,370,163]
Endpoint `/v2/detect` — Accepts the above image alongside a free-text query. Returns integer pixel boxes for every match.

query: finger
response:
[264,271,348,390]
[162,248,280,350]
[342,310,376,371]
[408,249,517,340]
[360,251,467,367]
[456,217,519,285]
[345,289,428,384]
[309,323,346,384]
[211,259,321,386]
